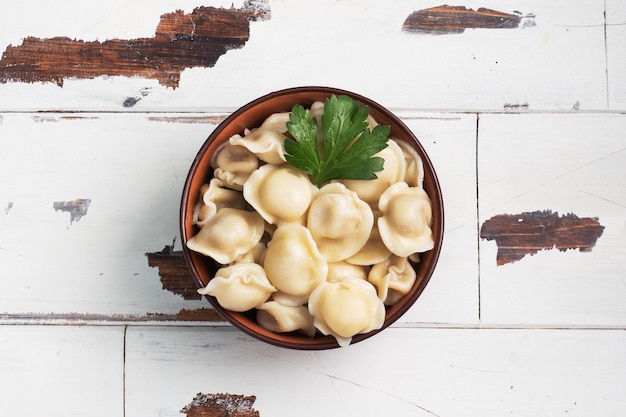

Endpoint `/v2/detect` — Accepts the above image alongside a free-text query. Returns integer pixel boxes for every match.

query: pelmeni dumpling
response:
[244,164,315,225]
[186,208,265,264]
[194,178,247,226]
[198,263,275,312]
[231,242,266,265]
[346,210,392,266]
[256,301,316,337]
[307,183,373,262]
[258,112,290,133]
[378,182,434,257]
[395,138,424,188]
[230,130,287,165]
[263,223,327,297]
[341,138,406,208]
[368,255,416,305]
[211,143,259,191]
[271,291,309,307]
[308,278,385,347]
[327,261,368,283]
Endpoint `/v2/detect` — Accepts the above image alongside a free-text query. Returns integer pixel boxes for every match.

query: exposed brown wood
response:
[402,5,532,34]
[0,308,224,323]
[0,0,270,88]
[146,245,201,300]
[181,393,260,417]
[480,210,605,265]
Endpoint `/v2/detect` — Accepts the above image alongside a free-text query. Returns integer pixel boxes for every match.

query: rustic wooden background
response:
[1,1,625,416]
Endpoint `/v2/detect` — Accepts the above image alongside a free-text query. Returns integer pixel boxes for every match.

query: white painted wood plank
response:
[607,0,626,110]
[478,113,626,326]
[0,113,213,317]
[0,325,124,417]
[0,112,476,325]
[398,114,479,325]
[0,0,608,112]
[125,326,626,417]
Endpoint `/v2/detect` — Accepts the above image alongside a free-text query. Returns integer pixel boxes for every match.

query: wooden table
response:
[1,1,625,416]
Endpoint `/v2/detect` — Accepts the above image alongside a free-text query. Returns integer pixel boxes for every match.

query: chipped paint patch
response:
[1,308,224,323]
[181,393,259,417]
[0,0,270,88]
[147,115,228,124]
[480,210,605,265]
[402,5,535,35]
[53,198,91,224]
[32,115,100,122]
[504,102,530,111]
[146,243,202,300]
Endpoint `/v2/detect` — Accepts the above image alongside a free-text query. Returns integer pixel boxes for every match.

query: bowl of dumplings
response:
[180,86,444,349]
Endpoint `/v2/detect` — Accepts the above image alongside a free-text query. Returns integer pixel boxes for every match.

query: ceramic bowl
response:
[180,86,444,349]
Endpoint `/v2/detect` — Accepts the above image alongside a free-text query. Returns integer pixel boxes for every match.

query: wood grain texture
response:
[146,244,200,300]
[181,393,259,417]
[402,5,534,35]
[0,1,270,88]
[480,210,604,265]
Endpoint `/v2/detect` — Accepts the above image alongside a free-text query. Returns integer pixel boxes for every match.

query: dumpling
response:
[326,261,368,283]
[340,138,406,208]
[231,242,266,265]
[345,210,392,266]
[244,164,315,225]
[368,255,416,305]
[198,263,275,312]
[395,138,424,188]
[378,182,434,257]
[229,130,287,165]
[186,208,265,264]
[212,143,259,191]
[256,301,316,337]
[263,223,327,297]
[307,182,373,262]
[258,111,290,133]
[195,178,247,226]
[270,291,310,307]
[308,278,385,347]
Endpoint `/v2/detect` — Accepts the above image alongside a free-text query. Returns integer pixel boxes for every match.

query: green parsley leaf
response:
[284,94,390,188]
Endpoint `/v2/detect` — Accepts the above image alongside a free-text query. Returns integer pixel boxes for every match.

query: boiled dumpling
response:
[263,224,327,297]
[308,278,385,347]
[307,183,373,262]
[368,255,416,305]
[326,261,368,283]
[186,208,265,264]
[341,138,406,208]
[244,164,315,225]
[378,182,434,257]
[270,291,310,307]
[256,301,316,337]
[196,178,247,225]
[231,242,266,265]
[345,210,392,266]
[212,143,259,191]
[198,263,276,312]
[229,130,287,165]
[395,138,424,188]
[258,111,290,133]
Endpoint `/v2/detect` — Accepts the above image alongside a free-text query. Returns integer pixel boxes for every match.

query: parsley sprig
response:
[284,94,390,188]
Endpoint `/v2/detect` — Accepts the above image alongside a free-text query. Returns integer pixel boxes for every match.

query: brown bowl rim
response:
[180,86,444,350]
